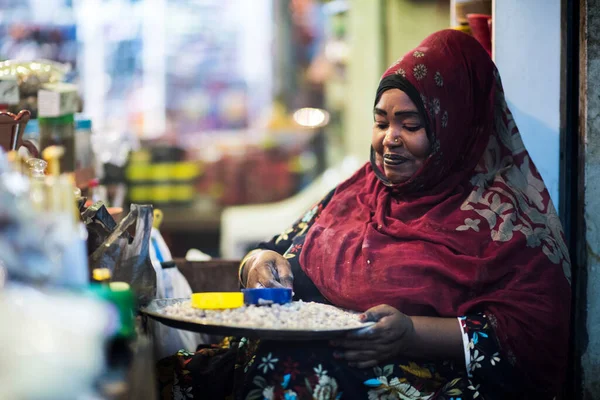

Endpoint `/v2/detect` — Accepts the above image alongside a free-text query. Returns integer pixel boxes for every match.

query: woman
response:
[159,30,570,400]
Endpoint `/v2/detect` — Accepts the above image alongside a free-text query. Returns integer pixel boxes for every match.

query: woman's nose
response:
[383,129,402,147]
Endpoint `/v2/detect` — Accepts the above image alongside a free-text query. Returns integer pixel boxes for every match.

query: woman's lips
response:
[383,154,410,166]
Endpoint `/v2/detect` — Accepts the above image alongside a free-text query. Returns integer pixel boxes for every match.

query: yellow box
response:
[191,292,244,309]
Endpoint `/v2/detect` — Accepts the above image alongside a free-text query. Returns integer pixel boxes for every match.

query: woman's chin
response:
[384,168,412,184]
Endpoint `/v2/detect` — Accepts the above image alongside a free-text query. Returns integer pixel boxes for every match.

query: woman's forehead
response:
[375,89,418,111]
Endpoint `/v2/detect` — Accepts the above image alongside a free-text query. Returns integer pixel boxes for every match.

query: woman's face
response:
[372,89,430,184]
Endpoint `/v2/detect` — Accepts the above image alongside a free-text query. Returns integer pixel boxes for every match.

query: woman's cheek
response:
[371,131,385,154]
[375,152,384,168]
[407,131,431,159]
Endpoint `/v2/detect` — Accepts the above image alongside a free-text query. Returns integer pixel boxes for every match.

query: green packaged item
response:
[89,282,136,339]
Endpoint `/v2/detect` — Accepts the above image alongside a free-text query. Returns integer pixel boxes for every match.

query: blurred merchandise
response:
[171,81,249,139]
[187,125,324,208]
[88,178,108,203]
[0,285,112,400]
[26,157,47,180]
[74,114,94,170]
[38,114,75,172]
[0,22,77,65]
[0,152,56,283]
[454,0,492,25]
[37,145,89,288]
[126,146,200,206]
[0,144,87,288]
[88,281,136,340]
[0,59,73,118]
[37,82,79,117]
[22,116,39,144]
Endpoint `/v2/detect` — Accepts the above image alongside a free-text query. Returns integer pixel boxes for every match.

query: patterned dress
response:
[157,190,522,400]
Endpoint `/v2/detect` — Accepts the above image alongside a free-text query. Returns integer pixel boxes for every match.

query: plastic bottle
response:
[75,115,94,170]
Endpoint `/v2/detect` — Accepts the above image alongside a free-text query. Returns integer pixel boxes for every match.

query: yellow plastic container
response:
[191,292,244,309]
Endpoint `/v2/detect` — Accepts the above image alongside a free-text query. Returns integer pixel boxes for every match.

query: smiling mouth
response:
[383,154,409,166]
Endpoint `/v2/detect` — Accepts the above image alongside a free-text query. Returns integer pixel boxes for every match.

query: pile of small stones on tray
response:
[160,300,368,331]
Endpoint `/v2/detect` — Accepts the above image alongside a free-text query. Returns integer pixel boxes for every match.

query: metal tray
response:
[141,298,373,341]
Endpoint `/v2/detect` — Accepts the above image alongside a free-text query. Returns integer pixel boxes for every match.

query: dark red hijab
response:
[300,30,571,393]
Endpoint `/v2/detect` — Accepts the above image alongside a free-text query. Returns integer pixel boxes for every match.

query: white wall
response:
[494,0,561,206]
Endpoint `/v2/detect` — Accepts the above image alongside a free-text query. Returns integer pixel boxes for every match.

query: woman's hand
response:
[243,250,294,289]
[330,305,415,368]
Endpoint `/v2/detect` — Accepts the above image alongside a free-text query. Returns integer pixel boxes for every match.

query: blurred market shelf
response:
[74,166,95,189]
[159,199,222,233]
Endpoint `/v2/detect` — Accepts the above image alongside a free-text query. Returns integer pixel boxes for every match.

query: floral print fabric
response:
[232,315,515,400]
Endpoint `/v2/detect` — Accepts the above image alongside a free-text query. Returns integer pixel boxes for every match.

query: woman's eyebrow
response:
[374,108,420,118]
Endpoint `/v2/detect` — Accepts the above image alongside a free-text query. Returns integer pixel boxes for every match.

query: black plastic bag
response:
[82,201,124,256]
[89,204,157,307]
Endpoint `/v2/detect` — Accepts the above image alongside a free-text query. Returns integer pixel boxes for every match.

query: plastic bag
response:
[89,204,156,307]
[148,227,208,359]
[81,200,126,257]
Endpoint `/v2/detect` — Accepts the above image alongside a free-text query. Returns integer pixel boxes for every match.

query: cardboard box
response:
[38,83,79,117]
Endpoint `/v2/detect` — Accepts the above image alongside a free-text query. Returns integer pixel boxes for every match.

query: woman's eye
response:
[375,123,388,130]
[404,125,422,132]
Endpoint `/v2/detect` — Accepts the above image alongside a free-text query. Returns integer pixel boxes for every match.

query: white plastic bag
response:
[148,227,210,360]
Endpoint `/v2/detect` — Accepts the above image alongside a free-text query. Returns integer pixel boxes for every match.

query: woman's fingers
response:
[275,258,294,289]
[345,317,396,340]
[346,324,381,339]
[328,305,415,369]
[247,262,276,288]
[360,304,396,323]
[258,263,284,288]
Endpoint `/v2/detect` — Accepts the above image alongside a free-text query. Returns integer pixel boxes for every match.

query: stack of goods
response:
[225,144,296,205]
[125,146,200,207]
[196,136,318,207]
